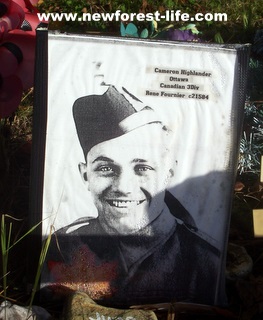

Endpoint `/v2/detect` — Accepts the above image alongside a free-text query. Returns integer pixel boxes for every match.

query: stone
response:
[226,242,253,280]
[62,292,158,320]
[0,300,51,320]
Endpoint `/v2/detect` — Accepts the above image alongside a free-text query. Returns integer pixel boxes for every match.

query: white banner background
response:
[43,35,239,250]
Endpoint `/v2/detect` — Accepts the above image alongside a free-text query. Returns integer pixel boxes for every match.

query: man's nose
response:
[113,170,135,194]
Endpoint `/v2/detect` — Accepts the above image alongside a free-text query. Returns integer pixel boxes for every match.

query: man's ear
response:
[78,162,89,186]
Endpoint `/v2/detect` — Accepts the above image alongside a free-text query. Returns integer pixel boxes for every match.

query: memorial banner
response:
[33,31,250,307]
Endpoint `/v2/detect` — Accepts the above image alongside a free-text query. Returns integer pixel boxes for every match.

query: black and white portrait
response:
[40,33,246,307]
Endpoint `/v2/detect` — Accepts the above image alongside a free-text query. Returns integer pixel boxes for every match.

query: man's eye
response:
[135,165,154,172]
[96,166,113,172]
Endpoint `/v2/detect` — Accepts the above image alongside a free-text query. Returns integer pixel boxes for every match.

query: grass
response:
[0,89,56,318]
[0,215,42,302]
[0,90,35,307]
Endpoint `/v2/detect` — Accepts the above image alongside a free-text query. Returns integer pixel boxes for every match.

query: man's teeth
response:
[111,200,142,208]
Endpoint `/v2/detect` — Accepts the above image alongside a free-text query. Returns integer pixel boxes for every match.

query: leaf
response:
[162,23,174,31]
[151,20,158,33]
[120,22,126,37]
[214,32,224,44]
[184,23,196,30]
[190,26,200,35]
[125,23,139,37]
[180,24,200,34]
[140,28,149,38]
[120,22,139,37]
[28,226,53,308]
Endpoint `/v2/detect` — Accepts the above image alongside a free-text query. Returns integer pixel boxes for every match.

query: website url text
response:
[37,10,228,23]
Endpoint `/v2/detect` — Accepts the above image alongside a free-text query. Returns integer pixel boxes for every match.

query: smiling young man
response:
[79,123,175,236]
[43,85,222,307]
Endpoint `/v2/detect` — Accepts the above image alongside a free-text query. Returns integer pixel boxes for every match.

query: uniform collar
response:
[118,204,177,274]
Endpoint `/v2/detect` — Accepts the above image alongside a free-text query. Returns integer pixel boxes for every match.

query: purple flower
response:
[166,29,199,41]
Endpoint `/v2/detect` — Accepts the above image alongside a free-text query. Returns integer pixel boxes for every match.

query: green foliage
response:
[1,215,13,301]
[120,21,201,41]
[1,215,41,300]
[180,24,200,35]
[239,131,261,175]
[214,32,224,44]
[120,22,138,37]
[238,101,263,175]
[238,59,263,176]
[248,59,263,102]
[28,227,52,309]
[0,214,52,311]
[38,0,263,43]
[120,20,162,39]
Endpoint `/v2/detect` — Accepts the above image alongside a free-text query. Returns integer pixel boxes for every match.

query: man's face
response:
[79,125,174,235]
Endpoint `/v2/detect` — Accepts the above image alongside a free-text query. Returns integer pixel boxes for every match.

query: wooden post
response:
[253,209,263,237]
[253,156,263,237]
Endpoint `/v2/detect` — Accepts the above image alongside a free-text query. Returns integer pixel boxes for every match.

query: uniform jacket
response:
[42,191,222,307]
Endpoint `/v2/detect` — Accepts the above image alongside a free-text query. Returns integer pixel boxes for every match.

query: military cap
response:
[73,85,162,158]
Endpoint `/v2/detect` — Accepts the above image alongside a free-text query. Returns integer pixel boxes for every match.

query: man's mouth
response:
[107,199,146,208]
